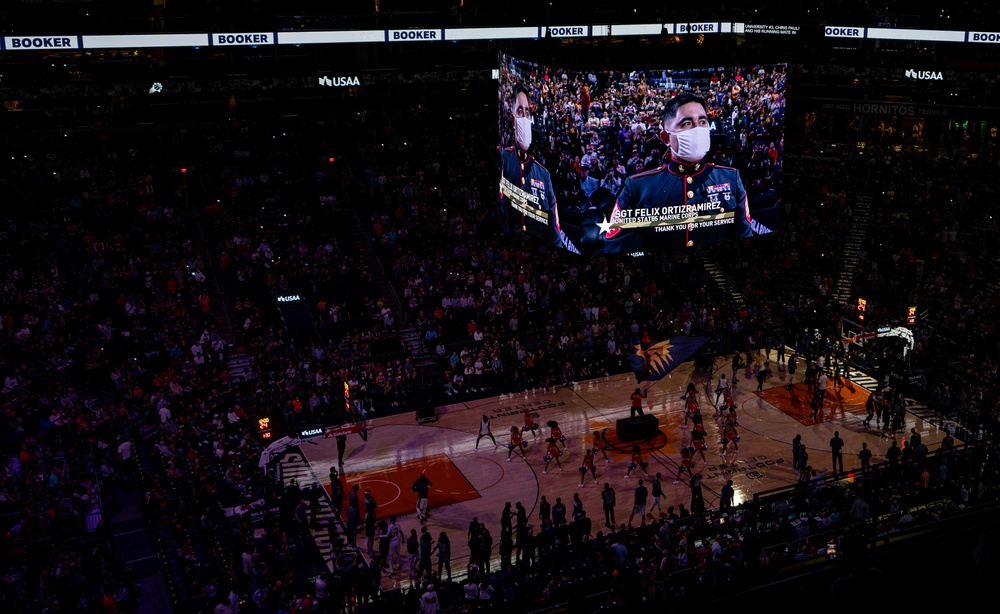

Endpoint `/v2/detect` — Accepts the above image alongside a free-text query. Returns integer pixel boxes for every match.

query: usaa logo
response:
[319,76,361,87]
[904,69,943,81]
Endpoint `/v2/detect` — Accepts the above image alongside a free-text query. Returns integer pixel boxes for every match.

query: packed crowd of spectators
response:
[770,103,1000,445]
[847,137,1000,442]
[0,127,287,611]
[317,437,993,614]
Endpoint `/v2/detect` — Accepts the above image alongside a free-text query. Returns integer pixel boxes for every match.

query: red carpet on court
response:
[328,453,480,520]
[761,381,870,426]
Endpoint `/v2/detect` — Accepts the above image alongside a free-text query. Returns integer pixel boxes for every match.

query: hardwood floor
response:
[286,351,953,587]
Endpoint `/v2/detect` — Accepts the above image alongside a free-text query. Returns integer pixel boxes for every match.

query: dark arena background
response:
[2,1,1000,613]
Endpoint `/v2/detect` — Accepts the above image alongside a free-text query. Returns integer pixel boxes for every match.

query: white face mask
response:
[670,126,711,163]
[514,116,533,151]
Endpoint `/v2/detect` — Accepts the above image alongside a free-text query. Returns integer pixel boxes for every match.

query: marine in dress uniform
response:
[500,148,563,247]
[602,92,754,253]
[603,157,753,252]
[500,84,577,252]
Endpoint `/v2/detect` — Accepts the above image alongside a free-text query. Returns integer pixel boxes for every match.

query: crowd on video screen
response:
[498,53,786,254]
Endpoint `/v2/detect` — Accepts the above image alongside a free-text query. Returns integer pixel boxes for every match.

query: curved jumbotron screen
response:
[498,52,784,255]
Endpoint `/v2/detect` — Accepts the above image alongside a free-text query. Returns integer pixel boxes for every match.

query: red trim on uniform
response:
[666,156,709,177]
[605,203,624,239]
[707,162,738,171]
[666,165,708,178]
[629,164,668,179]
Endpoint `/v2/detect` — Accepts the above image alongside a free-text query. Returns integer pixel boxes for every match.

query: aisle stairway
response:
[340,208,408,329]
[400,327,438,369]
[700,250,748,306]
[109,440,171,614]
[227,350,257,384]
[164,164,241,347]
[832,191,874,306]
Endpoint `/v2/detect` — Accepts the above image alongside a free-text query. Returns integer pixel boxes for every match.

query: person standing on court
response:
[417,526,434,584]
[500,501,513,539]
[475,415,497,448]
[579,449,598,487]
[629,387,648,418]
[863,390,877,428]
[690,473,705,515]
[720,480,735,511]
[830,431,845,475]
[345,496,359,547]
[329,466,345,515]
[433,532,452,582]
[507,425,527,462]
[547,420,567,448]
[601,483,617,529]
[792,434,803,474]
[649,473,664,518]
[336,433,348,466]
[363,489,378,557]
[538,496,551,529]
[715,373,729,405]
[387,516,402,575]
[858,442,872,474]
[755,362,771,394]
[515,502,527,534]
[542,437,563,474]
[805,360,816,395]
[406,528,420,588]
[514,502,529,565]
[813,370,829,418]
[521,407,539,439]
[363,488,377,519]
[591,430,610,463]
[624,444,649,478]
[345,483,361,541]
[551,498,567,527]
[731,352,743,384]
[413,473,432,522]
[628,479,649,527]
[833,362,844,391]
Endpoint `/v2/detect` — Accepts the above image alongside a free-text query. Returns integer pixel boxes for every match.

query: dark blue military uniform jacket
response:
[604,157,753,253]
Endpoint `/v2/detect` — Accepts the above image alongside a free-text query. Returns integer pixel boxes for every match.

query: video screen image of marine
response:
[498,53,784,255]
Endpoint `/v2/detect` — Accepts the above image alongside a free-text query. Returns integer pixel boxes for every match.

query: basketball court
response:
[279,351,956,588]
[326,453,482,522]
